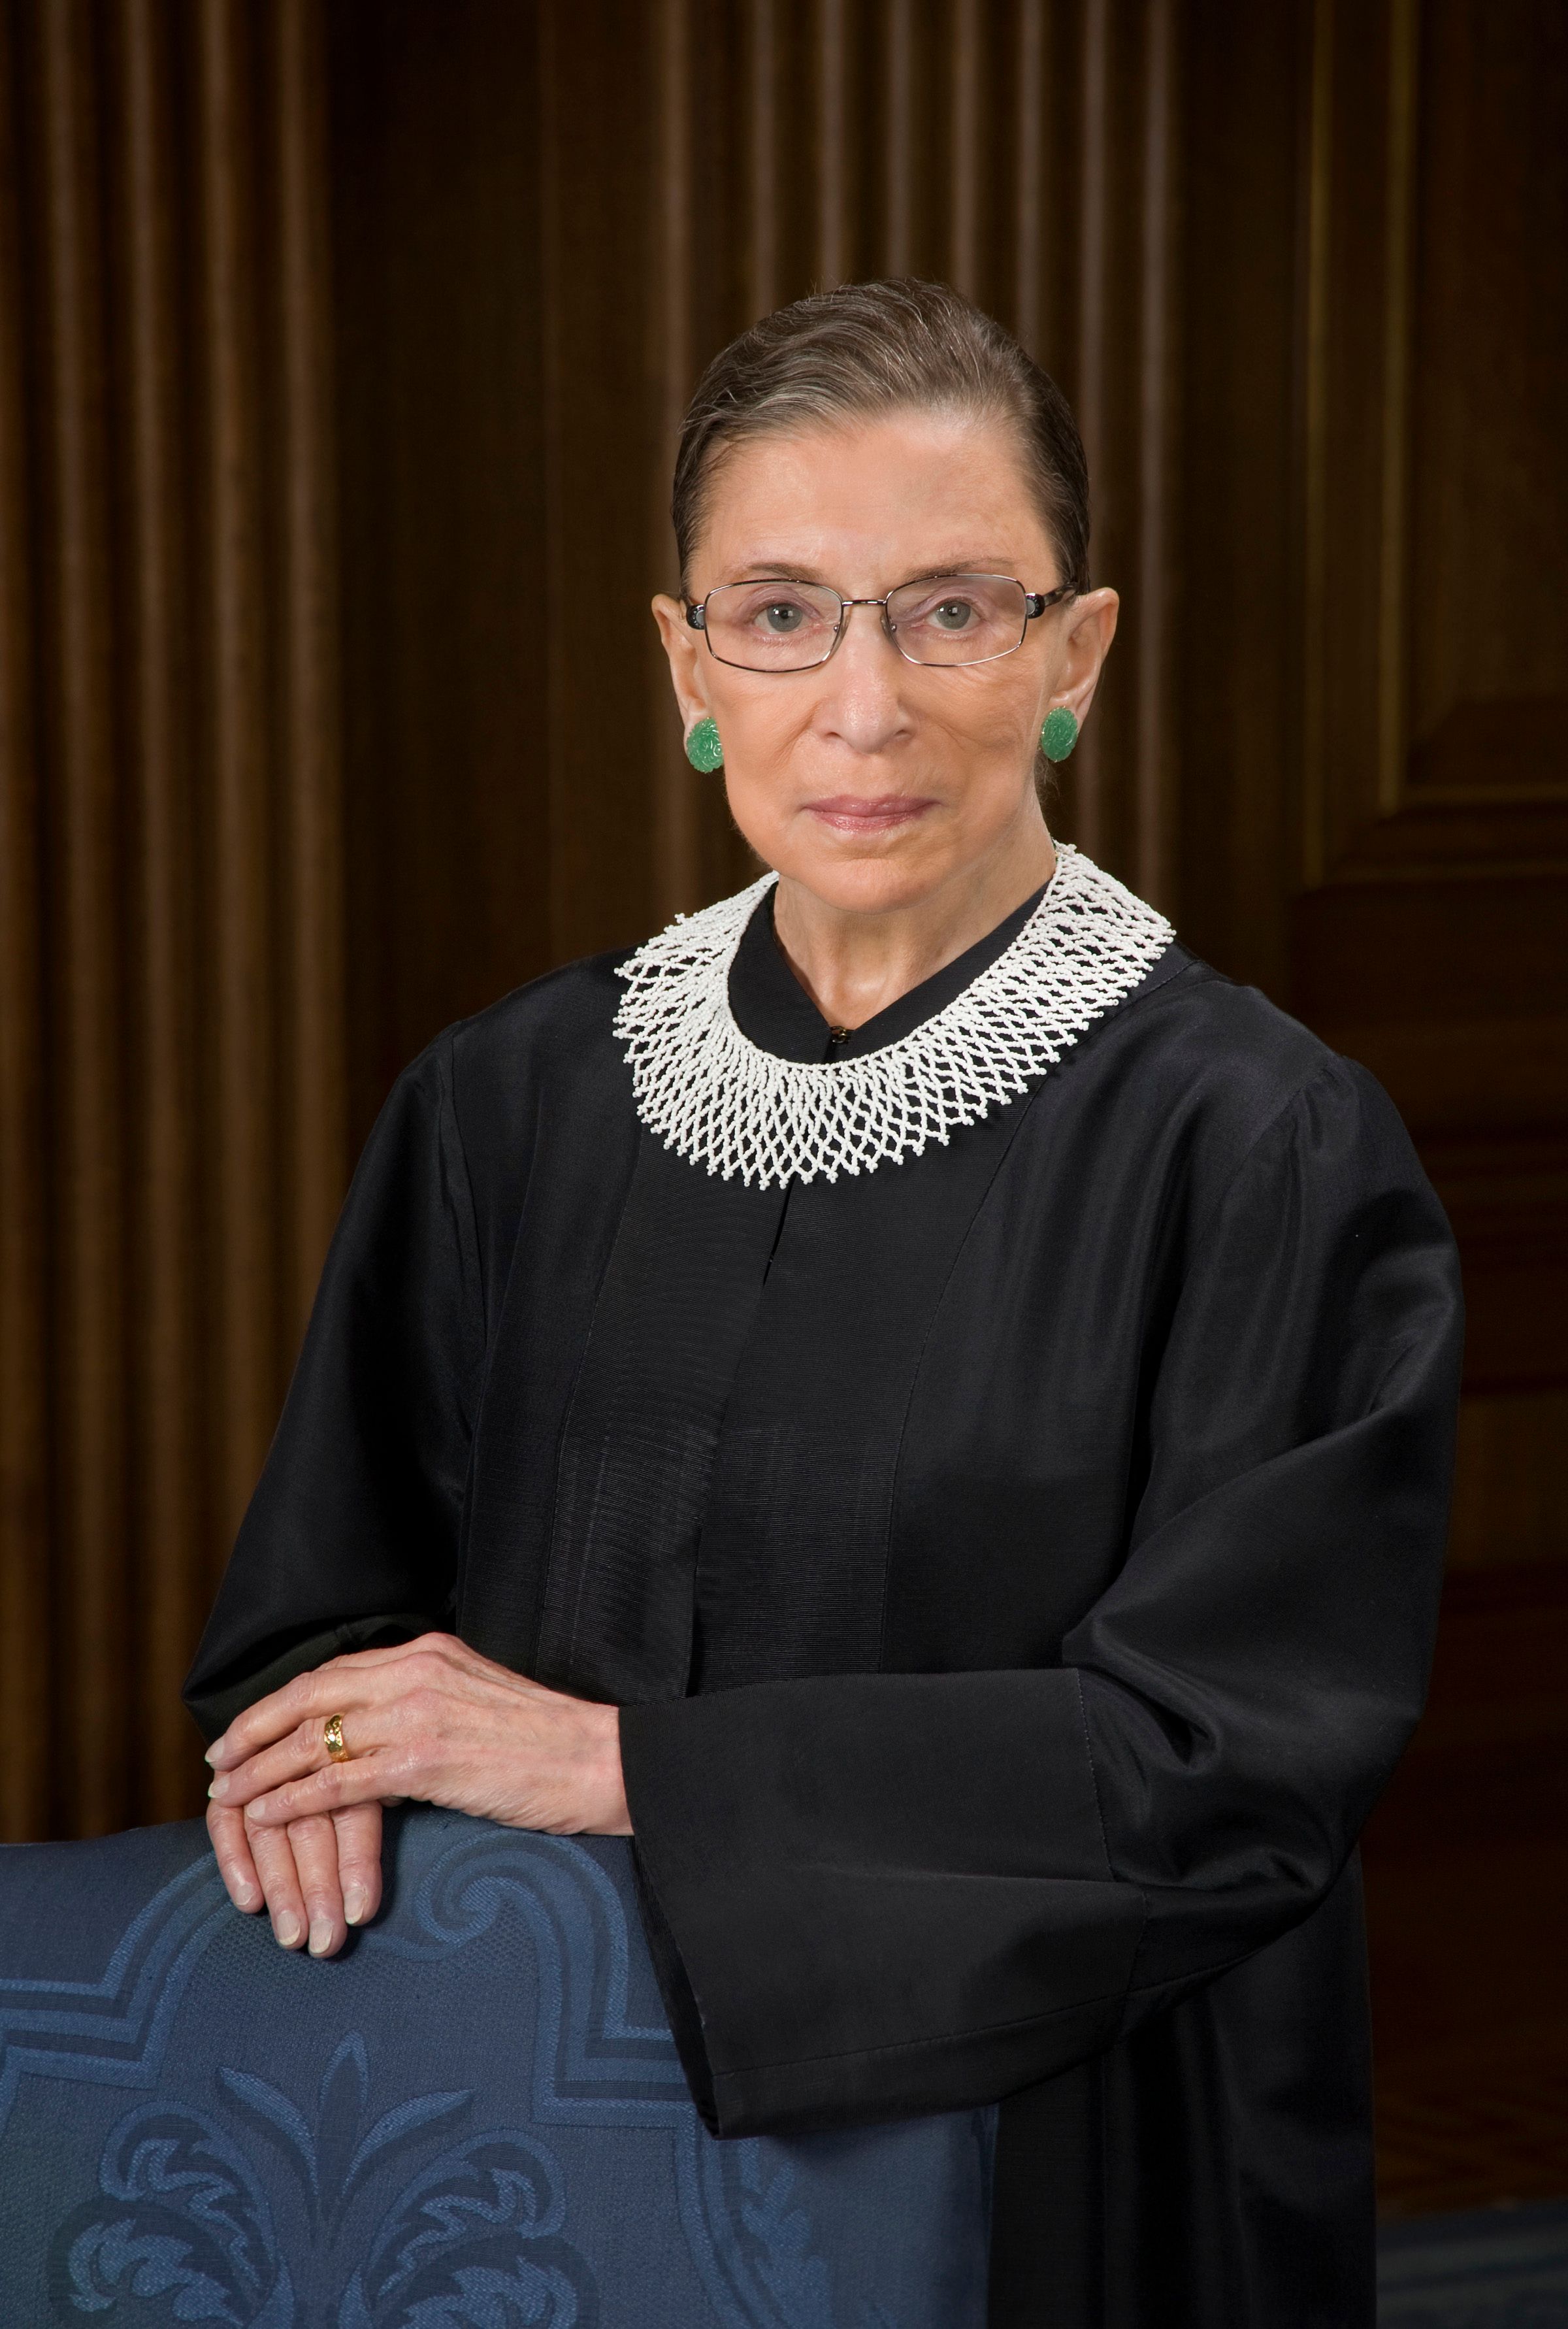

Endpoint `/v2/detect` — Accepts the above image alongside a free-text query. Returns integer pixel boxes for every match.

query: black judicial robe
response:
[184,887,1463,2327]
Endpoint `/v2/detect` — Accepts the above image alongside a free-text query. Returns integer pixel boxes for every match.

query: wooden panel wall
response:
[1181,0,1568,1562]
[0,0,344,1837]
[1294,0,1568,1578]
[1313,0,1568,2210]
[1179,0,1568,2210]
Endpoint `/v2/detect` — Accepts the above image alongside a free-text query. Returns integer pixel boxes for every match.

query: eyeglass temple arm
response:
[1024,585,1077,618]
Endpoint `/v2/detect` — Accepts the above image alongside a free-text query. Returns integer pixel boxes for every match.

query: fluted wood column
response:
[114,0,202,1833]
[3,0,1190,1836]
[0,0,48,1841]
[651,0,700,923]
[36,0,130,1841]
[0,0,345,1838]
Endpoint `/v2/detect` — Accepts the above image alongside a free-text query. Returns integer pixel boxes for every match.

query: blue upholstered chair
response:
[0,1807,993,2325]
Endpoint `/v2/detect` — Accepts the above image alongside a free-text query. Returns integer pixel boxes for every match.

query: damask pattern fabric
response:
[0,1808,994,2326]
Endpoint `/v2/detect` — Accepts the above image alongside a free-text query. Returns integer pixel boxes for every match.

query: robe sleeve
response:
[182,1036,484,1742]
[618,1057,1463,2136]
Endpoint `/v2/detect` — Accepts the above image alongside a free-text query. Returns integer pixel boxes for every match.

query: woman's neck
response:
[771,816,1057,1031]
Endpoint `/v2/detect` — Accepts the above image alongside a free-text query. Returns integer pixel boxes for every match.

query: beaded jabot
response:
[613,844,1173,1189]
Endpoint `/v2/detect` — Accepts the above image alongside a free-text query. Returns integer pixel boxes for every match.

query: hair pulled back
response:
[672,278,1090,596]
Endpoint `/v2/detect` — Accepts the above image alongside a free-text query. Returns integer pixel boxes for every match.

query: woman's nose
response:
[815,603,913,753]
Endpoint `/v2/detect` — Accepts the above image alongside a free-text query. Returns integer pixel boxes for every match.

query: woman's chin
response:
[771,842,970,919]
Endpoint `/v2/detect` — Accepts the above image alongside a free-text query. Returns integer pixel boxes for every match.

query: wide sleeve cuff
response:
[620,1670,1147,2136]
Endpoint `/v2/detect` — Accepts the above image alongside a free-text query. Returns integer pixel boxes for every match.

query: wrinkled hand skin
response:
[203,1634,629,1960]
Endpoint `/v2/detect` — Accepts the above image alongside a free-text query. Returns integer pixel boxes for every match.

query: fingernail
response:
[228,1874,259,1909]
[343,1886,368,1926]
[207,1775,231,1801]
[308,1917,334,1957]
[204,1736,227,1766]
[274,1913,302,1948]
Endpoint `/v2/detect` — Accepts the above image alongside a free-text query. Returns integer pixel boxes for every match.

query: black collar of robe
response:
[185,867,1462,2329]
[728,877,1051,1063]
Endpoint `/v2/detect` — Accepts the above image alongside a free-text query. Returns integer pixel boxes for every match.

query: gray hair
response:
[672,278,1091,595]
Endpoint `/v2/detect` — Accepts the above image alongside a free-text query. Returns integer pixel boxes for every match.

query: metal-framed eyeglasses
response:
[683,572,1075,673]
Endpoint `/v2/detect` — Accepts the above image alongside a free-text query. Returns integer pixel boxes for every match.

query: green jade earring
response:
[1041,705,1080,762]
[684,715,724,772]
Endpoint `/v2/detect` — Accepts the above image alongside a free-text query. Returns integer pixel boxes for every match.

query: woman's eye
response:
[931,599,976,630]
[759,601,806,633]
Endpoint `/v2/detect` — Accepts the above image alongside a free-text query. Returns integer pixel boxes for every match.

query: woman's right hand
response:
[206,1794,386,1958]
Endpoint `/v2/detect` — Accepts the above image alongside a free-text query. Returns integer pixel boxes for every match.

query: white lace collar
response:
[612,844,1174,1189]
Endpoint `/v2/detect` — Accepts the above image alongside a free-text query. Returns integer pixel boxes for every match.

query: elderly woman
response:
[187,279,1461,2326]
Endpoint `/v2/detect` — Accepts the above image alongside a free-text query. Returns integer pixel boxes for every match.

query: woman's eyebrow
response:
[721,557,1016,586]
[723,560,832,584]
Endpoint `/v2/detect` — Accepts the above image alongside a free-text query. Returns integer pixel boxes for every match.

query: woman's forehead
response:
[694,410,1051,574]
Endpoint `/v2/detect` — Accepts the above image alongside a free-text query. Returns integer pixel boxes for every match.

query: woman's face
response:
[653,407,1118,917]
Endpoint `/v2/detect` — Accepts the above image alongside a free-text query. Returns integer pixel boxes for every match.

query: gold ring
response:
[323,1712,350,1762]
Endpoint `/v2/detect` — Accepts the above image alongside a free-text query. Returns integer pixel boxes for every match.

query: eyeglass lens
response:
[701,574,1031,670]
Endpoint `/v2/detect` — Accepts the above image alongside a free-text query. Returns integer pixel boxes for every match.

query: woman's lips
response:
[804,795,936,833]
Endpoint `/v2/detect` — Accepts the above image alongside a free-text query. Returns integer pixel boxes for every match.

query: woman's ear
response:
[1051,586,1119,726]
[651,593,711,733]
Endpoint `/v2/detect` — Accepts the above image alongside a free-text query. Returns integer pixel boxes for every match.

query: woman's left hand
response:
[204,1632,630,1838]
